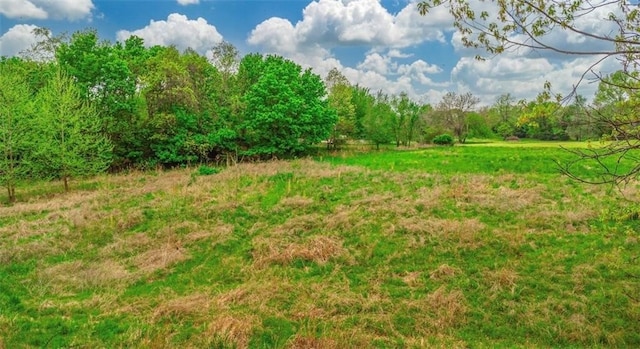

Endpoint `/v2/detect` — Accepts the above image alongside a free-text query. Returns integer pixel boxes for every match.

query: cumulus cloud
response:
[247,0,452,104]
[0,24,40,57]
[249,0,452,53]
[116,13,223,54]
[0,0,94,20]
[177,0,199,5]
[451,55,620,105]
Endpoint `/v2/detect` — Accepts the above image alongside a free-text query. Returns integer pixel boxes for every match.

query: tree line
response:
[1,28,632,201]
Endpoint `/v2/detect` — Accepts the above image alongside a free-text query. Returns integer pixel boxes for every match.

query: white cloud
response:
[248,0,452,53]
[0,24,40,57]
[0,0,94,20]
[0,0,47,19]
[451,55,620,105]
[247,0,453,104]
[116,13,223,54]
[177,0,199,5]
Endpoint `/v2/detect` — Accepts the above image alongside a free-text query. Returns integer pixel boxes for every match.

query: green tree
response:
[325,68,356,148]
[242,55,336,157]
[365,92,395,150]
[0,63,36,203]
[350,85,375,139]
[33,69,112,192]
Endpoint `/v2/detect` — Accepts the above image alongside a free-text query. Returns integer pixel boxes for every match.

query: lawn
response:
[0,143,638,348]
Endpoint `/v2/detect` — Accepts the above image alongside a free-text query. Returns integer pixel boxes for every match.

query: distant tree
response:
[364,92,395,150]
[351,85,375,139]
[33,69,112,192]
[325,68,356,148]
[433,92,480,143]
[0,64,35,202]
[392,92,422,147]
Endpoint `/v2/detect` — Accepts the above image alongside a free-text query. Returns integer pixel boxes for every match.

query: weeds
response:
[0,145,638,347]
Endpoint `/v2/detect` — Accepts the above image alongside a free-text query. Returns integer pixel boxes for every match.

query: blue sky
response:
[0,0,621,105]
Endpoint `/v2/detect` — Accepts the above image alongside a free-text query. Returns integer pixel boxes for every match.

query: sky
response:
[0,0,623,106]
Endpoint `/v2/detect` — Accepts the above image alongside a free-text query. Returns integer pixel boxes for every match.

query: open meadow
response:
[1,142,639,348]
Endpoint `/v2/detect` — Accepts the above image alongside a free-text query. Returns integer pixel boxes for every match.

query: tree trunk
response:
[63,175,69,192]
[7,185,15,203]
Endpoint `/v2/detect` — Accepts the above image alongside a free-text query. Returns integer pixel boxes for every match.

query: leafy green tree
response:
[392,92,423,147]
[325,68,356,148]
[350,85,375,139]
[365,92,395,150]
[242,55,336,157]
[33,69,112,192]
[0,64,36,202]
[57,30,143,167]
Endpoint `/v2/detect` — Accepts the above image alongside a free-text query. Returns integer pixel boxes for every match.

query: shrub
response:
[433,134,454,146]
[196,165,220,176]
[505,135,520,141]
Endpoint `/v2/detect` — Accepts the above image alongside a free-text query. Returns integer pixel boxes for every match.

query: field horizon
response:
[1,144,638,348]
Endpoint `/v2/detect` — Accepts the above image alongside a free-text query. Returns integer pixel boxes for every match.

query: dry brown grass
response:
[422,286,468,331]
[287,336,339,349]
[132,242,189,274]
[253,236,346,267]
[272,213,324,235]
[430,264,460,281]
[278,195,315,209]
[483,267,519,296]
[153,292,212,319]
[206,314,258,349]
[39,259,131,292]
[396,216,485,249]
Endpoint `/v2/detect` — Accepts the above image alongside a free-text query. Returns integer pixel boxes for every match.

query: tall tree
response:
[364,92,395,150]
[0,63,36,203]
[325,68,356,147]
[33,69,112,192]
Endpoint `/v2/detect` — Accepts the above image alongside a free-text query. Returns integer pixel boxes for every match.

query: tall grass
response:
[0,145,638,347]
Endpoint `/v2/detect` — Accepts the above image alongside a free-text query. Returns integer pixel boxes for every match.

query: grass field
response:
[1,143,639,348]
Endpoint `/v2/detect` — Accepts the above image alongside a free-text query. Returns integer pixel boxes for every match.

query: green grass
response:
[0,143,639,348]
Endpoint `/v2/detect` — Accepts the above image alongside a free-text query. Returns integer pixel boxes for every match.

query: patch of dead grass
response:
[253,236,345,267]
[272,214,323,235]
[287,336,338,349]
[153,292,212,319]
[483,267,519,296]
[40,259,131,292]
[278,195,315,209]
[132,242,188,274]
[421,286,468,331]
[397,217,485,249]
[206,314,258,349]
[429,264,460,281]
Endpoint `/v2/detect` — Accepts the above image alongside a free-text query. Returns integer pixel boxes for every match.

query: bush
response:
[196,165,220,176]
[433,134,454,146]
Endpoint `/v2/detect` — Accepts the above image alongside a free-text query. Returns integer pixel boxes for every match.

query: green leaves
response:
[241,55,336,157]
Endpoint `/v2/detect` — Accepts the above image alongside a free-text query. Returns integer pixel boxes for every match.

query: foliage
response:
[242,55,336,157]
[0,64,35,202]
[432,133,454,145]
[365,92,396,150]
[196,165,220,176]
[32,68,112,191]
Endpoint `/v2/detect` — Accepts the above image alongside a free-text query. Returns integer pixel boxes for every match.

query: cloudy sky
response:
[0,0,621,105]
